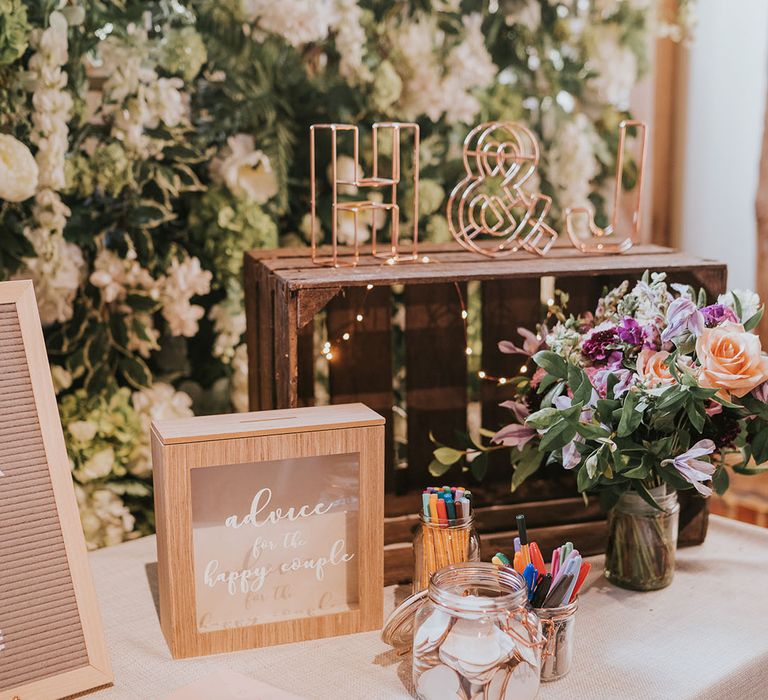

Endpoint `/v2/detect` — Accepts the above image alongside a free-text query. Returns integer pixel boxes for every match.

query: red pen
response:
[569,561,592,602]
[529,542,547,576]
[436,497,448,526]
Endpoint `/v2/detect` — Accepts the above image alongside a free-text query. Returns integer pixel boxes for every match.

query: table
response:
[87,515,767,699]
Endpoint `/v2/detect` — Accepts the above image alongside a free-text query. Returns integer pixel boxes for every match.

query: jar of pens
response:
[413,486,480,593]
[492,515,590,682]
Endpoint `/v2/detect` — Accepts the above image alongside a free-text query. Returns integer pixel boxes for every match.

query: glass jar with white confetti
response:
[412,562,544,700]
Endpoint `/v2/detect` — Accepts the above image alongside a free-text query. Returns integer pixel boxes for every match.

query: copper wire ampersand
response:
[564,119,647,254]
[447,121,558,258]
[309,122,420,267]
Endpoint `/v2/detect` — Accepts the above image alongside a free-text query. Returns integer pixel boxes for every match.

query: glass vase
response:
[604,487,680,591]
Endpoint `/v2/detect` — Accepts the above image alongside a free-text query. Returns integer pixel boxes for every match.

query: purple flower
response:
[588,366,636,398]
[581,323,620,364]
[493,401,537,450]
[700,304,739,328]
[661,298,705,343]
[617,317,645,346]
[562,439,582,470]
[492,423,537,450]
[661,439,716,496]
[498,325,547,357]
[753,381,768,404]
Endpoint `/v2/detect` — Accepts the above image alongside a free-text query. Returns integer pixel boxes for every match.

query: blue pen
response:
[443,494,457,520]
[523,563,537,599]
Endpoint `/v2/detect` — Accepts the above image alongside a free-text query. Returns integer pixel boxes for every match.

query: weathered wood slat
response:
[327,285,395,488]
[404,283,467,487]
[250,245,726,290]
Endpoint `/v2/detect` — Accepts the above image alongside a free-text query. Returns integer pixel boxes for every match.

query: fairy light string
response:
[319,256,549,389]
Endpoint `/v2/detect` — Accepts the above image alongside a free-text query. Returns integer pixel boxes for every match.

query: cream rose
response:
[212,134,278,203]
[637,348,675,388]
[696,322,768,398]
[0,135,39,202]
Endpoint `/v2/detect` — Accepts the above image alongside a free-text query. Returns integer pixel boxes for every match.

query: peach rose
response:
[637,348,676,388]
[696,322,768,398]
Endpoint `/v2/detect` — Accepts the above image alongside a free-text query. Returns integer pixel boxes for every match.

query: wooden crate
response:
[245,243,727,585]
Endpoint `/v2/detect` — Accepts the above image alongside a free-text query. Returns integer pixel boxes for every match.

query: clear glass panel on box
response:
[190,452,360,632]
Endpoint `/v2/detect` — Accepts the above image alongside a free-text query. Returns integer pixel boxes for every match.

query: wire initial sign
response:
[565,119,647,254]
[447,121,558,258]
[309,122,420,267]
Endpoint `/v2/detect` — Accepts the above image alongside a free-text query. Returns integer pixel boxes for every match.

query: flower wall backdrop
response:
[0,0,690,548]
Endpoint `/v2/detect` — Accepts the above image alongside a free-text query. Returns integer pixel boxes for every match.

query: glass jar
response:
[412,514,480,593]
[412,563,543,700]
[604,486,680,591]
[535,599,578,681]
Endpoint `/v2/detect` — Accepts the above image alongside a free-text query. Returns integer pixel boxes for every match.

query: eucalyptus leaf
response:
[533,350,567,379]
[744,307,764,332]
[429,459,452,478]
[510,445,544,491]
[433,446,464,466]
[539,419,578,452]
[617,391,643,437]
[526,406,560,429]
[712,466,729,495]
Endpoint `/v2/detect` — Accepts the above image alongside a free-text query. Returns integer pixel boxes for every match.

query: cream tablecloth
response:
[87,515,768,699]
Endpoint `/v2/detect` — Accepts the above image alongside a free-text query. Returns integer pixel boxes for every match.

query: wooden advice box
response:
[151,403,385,659]
[245,243,727,585]
[0,281,112,700]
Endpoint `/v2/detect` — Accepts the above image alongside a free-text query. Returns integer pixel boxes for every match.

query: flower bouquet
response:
[433,273,768,590]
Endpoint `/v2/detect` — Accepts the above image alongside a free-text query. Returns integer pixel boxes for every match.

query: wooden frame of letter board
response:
[0,281,112,700]
[152,402,384,659]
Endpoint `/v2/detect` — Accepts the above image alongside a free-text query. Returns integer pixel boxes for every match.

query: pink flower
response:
[637,348,676,388]
[696,322,768,399]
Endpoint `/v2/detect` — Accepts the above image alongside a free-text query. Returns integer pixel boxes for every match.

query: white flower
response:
[331,0,371,84]
[210,289,247,363]
[16,227,84,325]
[77,447,115,482]
[505,0,541,32]
[546,113,600,212]
[585,25,638,111]
[299,212,322,242]
[211,134,279,203]
[76,484,135,550]
[144,77,188,128]
[442,14,496,123]
[161,255,212,337]
[69,420,99,444]
[327,154,361,195]
[0,135,39,202]
[130,383,193,477]
[51,365,73,394]
[89,248,159,307]
[231,343,250,412]
[390,13,495,124]
[241,0,334,47]
[336,209,371,245]
[718,289,762,322]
